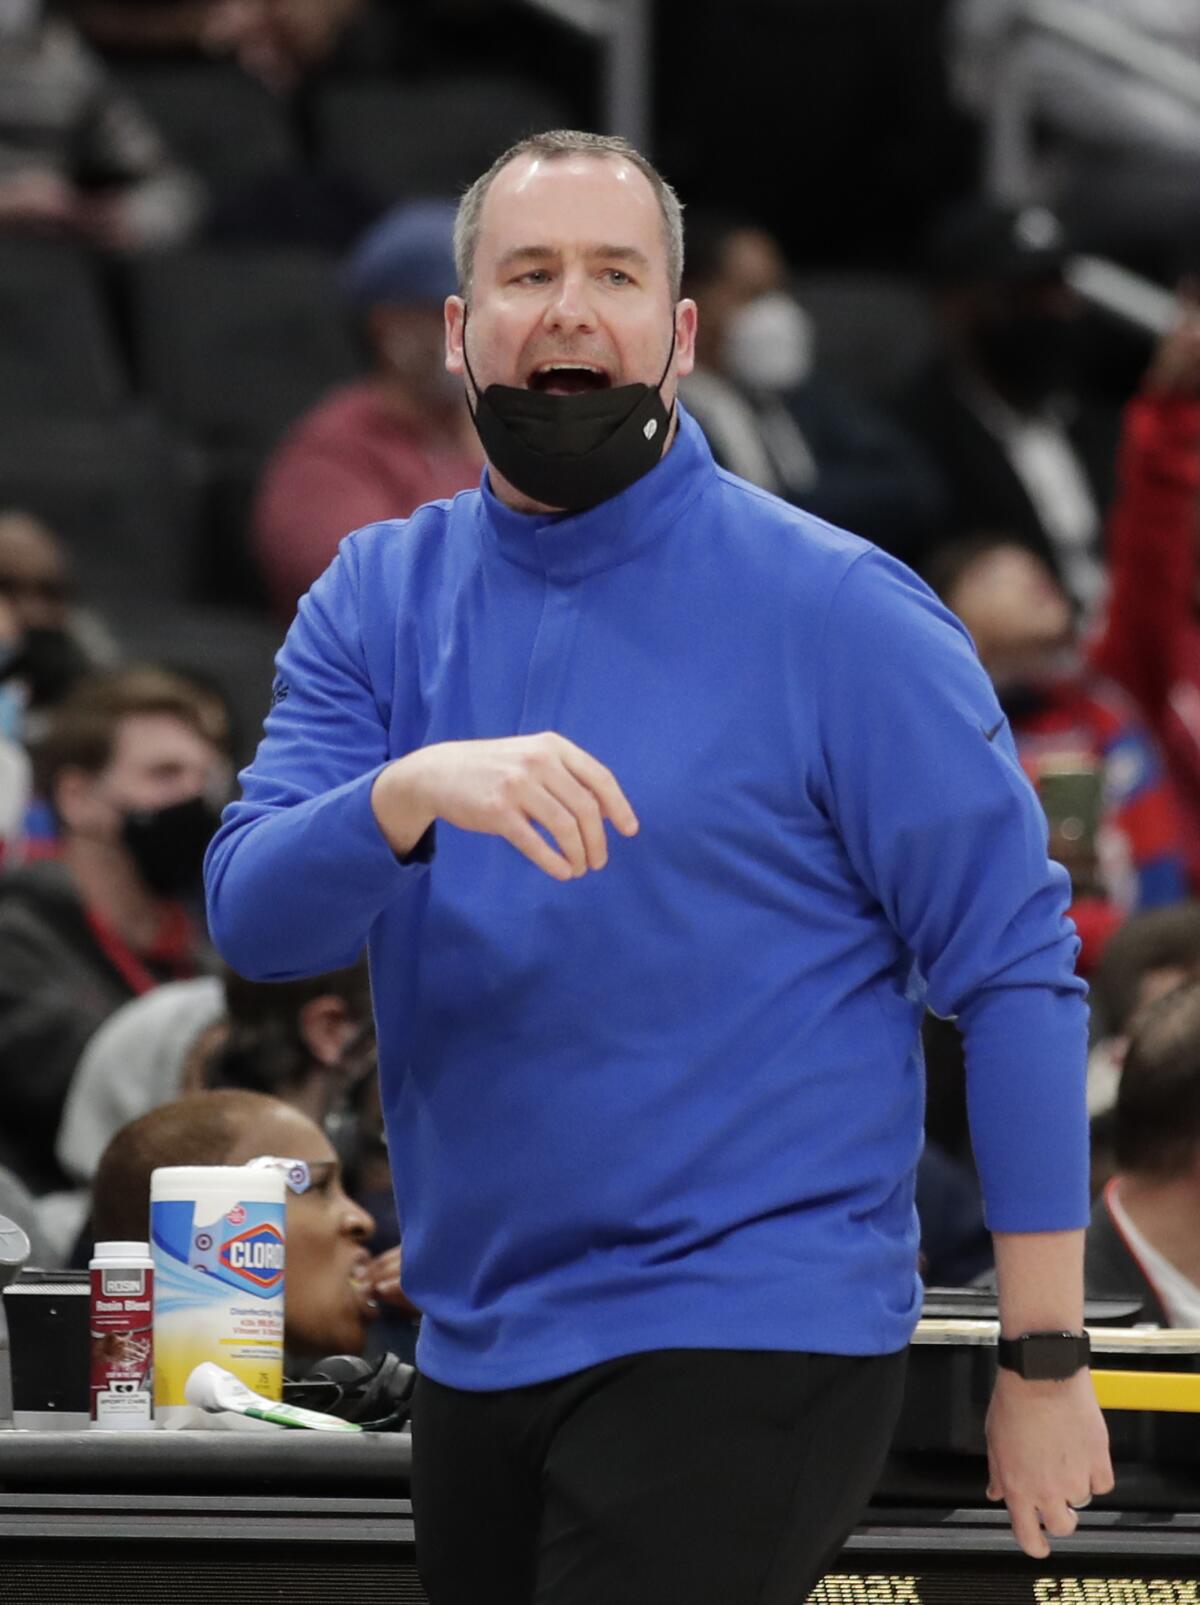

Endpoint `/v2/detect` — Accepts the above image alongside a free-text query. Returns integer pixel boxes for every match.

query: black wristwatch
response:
[997,1330,1091,1381]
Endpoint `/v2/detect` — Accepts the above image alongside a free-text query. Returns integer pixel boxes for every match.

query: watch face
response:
[1019,1336,1085,1380]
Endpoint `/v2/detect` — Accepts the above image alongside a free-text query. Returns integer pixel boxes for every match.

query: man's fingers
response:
[543,770,609,870]
[1040,1502,1079,1541]
[1008,1500,1051,1560]
[524,791,589,876]
[557,741,639,836]
[505,817,576,881]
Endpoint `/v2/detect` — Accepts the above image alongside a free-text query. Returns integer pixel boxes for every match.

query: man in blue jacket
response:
[206,129,1113,1603]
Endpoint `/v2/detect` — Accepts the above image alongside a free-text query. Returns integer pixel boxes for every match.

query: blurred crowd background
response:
[4,0,1200,1361]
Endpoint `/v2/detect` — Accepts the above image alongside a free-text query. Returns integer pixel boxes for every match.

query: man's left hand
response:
[985,1368,1114,1557]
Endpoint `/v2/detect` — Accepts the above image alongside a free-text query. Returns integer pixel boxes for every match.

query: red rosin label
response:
[89,1264,154,1424]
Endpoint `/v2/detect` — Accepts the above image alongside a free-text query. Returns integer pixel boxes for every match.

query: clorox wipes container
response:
[150,1165,286,1422]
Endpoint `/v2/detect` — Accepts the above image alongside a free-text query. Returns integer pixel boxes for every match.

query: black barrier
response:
[1,1437,1199,1605]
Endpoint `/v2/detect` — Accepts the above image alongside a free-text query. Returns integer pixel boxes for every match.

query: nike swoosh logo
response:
[983,718,1004,742]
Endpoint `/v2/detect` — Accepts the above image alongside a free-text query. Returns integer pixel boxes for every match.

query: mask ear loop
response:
[656,315,679,432]
[657,316,678,393]
[459,303,483,418]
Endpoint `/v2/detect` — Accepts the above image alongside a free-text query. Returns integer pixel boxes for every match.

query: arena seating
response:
[0,241,128,418]
[314,74,570,202]
[115,65,300,200]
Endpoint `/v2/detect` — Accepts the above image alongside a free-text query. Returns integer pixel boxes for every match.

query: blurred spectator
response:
[1086,305,1200,893]
[679,215,944,549]
[1085,977,1200,1325]
[1094,903,1200,1046]
[253,199,480,619]
[207,961,419,1352]
[926,534,1187,973]
[0,510,114,726]
[0,0,202,250]
[896,201,1116,615]
[214,965,422,1348]
[55,974,225,1187]
[68,0,368,92]
[200,0,367,92]
[91,1088,399,1361]
[951,0,1200,278]
[0,666,223,1195]
[210,960,373,1133]
[1086,902,1200,1194]
[57,959,376,1189]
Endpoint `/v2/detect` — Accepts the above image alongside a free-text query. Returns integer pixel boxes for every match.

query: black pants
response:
[411,1346,907,1605]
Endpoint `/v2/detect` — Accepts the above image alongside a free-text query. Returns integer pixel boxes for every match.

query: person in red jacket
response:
[1086,306,1200,892]
[253,200,482,621]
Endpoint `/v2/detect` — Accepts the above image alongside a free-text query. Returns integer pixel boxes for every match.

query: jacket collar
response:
[475,403,715,582]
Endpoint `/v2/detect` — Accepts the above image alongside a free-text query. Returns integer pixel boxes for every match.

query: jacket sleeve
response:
[814,549,1089,1232]
[204,533,428,981]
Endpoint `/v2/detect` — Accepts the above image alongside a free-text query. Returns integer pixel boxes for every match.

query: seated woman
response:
[90,1087,407,1364]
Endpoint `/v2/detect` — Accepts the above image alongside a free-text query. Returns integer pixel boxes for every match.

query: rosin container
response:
[150,1165,286,1424]
[89,1240,154,1430]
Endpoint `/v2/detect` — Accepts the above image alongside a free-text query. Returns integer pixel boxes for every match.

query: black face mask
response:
[462,311,677,513]
[121,794,221,898]
[10,627,90,709]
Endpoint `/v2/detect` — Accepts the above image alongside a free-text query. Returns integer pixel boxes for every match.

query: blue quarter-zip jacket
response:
[205,408,1090,1389]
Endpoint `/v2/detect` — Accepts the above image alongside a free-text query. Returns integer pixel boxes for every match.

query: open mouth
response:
[526,362,612,395]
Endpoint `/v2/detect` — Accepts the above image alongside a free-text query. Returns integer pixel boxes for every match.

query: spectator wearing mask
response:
[90,1089,402,1363]
[0,666,223,1195]
[679,215,943,551]
[0,508,118,860]
[926,534,1187,973]
[0,0,202,250]
[1086,305,1200,894]
[253,199,482,619]
[0,510,112,725]
[896,202,1117,618]
[1085,978,1200,1327]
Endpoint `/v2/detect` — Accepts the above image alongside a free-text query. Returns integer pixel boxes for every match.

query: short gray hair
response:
[454,129,684,303]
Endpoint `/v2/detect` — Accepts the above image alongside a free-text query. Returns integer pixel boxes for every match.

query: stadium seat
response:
[0,416,201,605]
[314,74,569,202]
[793,274,937,404]
[104,600,284,767]
[194,445,271,610]
[131,247,359,449]
[0,240,127,418]
[115,64,300,196]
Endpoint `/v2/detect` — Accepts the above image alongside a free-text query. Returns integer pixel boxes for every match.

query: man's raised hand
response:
[371,733,639,880]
